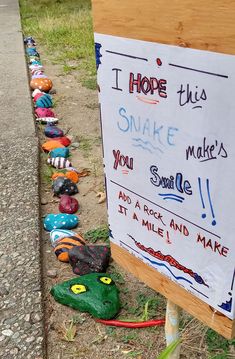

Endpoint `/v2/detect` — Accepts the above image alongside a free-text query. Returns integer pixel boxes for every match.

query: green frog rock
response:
[50,273,120,319]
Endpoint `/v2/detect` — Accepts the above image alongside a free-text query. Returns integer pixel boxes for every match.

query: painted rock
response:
[35,107,56,118]
[30,60,42,66]
[42,140,65,152]
[35,93,53,108]
[44,213,79,232]
[36,117,59,125]
[26,47,39,56]
[30,64,44,72]
[24,36,36,45]
[69,245,111,275]
[50,229,77,247]
[47,157,71,169]
[54,234,85,262]
[33,93,44,102]
[44,125,64,138]
[59,195,79,214]
[28,55,40,63]
[30,78,53,92]
[32,71,46,78]
[49,147,69,158]
[32,74,48,79]
[50,273,120,319]
[53,136,71,147]
[52,177,78,196]
[65,171,79,183]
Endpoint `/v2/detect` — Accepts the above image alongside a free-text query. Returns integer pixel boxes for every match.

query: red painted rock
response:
[52,136,71,147]
[30,77,53,92]
[59,195,79,214]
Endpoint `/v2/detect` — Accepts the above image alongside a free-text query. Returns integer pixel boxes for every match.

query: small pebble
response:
[47,269,58,278]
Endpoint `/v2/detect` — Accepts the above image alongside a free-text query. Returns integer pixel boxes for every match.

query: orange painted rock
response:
[30,77,53,92]
[66,171,79,183]
[42,140,65,152]
[52,171,79,184]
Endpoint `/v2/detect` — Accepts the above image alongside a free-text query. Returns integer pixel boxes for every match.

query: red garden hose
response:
[96,318,165,328]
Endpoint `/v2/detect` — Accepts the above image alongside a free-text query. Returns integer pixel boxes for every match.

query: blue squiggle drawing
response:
[159,193,185,203]
[141,254,193,285]
[132,138,163,154]
[132,143,153,153]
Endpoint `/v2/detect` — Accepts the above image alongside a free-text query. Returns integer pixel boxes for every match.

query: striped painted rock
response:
[35,117,59,125]
[47,157,71,169]
[35,93,53,108]
[50,229,78,247]
[54,234,85,262]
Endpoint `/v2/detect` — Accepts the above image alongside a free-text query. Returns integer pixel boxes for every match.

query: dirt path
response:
[38,50,210,359]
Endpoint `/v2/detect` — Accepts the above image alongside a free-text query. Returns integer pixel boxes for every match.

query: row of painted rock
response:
[24,36,120,319]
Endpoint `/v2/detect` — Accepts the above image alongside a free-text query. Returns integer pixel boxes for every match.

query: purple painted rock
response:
[44,125,64,138]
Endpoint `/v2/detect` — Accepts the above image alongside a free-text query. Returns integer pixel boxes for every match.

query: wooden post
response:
[165,300,181,358]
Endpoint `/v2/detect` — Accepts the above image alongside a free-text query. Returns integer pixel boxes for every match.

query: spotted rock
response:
[52,177,78,196]
[35,108,56,118]
[44,214,79,231]
[30,77,53,92]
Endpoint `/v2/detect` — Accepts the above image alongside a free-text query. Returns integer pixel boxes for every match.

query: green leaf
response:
[157,339,181,359]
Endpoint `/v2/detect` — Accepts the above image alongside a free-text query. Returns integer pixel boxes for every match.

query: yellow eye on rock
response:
[99,277,113,285]
[70,284,87,294]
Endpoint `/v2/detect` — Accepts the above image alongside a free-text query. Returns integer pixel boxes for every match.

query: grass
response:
[19,0,96,87]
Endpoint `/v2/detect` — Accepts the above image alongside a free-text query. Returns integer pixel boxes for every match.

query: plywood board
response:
[92,0,235,54]
[91,0,235,338]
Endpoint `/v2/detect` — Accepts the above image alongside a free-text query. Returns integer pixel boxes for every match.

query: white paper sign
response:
[95,33,235,319]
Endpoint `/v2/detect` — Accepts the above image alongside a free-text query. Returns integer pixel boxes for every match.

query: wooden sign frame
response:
[91,0,235,339]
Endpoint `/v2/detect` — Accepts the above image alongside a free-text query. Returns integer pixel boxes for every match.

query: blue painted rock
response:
[49,147,69,158]
[50,229,77,247]
[44,213,79,231]
[47,157,71,169]
[45,125,64,138]
[30,60,42,66]
[26,47,39,57]
[59,195,79,214]
[35,93,53,108]
[52,177,78,196]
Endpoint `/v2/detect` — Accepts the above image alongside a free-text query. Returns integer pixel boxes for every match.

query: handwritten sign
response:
[95,33,235,319]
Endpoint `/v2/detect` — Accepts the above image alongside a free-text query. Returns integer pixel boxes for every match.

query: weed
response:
[79,137,93,157]
[206,329,235,357]
[81,77,97,90]
[126,351,143,357]
[61,320,77,342]
[109,269,125,285]
[122,332,139,344]
[84,225,110,243]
